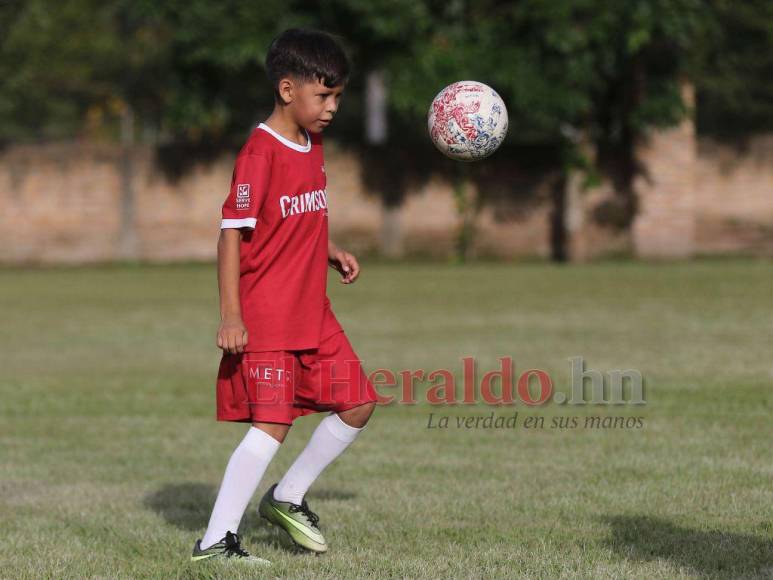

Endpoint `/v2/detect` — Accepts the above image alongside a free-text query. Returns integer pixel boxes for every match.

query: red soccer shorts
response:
[216,330,378,425]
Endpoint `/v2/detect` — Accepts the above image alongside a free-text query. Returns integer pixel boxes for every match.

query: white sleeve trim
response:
[221,217,257,229]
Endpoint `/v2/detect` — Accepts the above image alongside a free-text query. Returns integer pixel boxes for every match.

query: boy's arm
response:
[328,239,360,284]
[217,228,248,353]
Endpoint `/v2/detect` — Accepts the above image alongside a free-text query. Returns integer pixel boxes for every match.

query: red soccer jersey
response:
[221,122,342,351]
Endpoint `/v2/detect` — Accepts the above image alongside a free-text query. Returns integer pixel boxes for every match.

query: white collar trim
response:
[257,123,311,153]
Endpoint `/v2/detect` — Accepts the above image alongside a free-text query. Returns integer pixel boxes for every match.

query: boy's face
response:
[279,77,345,133]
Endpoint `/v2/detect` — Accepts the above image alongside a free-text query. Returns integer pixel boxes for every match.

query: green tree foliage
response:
[1,0,117,140]
[694,0,773,137]
[1,0,770,145]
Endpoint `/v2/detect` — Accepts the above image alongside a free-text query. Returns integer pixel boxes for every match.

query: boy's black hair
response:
[266,28,350,100]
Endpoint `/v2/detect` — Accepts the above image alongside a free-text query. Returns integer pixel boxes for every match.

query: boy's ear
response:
[277,78,295,105]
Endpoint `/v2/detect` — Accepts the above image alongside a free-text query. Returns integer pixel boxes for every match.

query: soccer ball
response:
[428,81,508,161]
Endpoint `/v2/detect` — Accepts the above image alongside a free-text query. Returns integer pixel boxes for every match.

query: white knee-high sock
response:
[200,426,281,549]
[273,413,364,505]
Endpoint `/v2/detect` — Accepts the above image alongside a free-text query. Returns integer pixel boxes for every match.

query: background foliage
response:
[2,0,771,145]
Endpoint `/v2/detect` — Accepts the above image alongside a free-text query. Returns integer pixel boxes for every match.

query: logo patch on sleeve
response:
[236,184,250,209]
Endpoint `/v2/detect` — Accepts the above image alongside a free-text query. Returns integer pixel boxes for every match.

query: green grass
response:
[1,260,771,579]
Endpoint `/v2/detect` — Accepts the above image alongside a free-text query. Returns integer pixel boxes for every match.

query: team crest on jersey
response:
[236,184,250,209]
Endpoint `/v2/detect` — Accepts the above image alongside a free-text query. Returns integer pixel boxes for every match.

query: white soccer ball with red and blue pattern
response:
[428,81,508,161]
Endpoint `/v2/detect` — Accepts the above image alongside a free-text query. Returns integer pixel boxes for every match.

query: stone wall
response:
[693,136,773,255]
[1,128,772,264]
[632,114,697,258]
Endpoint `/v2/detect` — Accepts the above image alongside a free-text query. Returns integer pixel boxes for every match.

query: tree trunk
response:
[365,70,388,145]
[550,172,568,262]
[118,103,138,260]
[365,70,403,258]
[452,169,477,262]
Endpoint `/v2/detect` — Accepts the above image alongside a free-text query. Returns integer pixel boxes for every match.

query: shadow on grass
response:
[144,482,220,531]
[601,514,773,578]
[305,488,357,501]
[143,482,356,531]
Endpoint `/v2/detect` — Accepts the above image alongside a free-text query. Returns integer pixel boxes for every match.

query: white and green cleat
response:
[191,531,271,565]
[258,484,328,553]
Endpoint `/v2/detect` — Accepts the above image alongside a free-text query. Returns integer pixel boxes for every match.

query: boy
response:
[191,29,378,564]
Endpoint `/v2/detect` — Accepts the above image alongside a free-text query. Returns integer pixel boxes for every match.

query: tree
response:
[378,0,708,260]
[693,0,773,138]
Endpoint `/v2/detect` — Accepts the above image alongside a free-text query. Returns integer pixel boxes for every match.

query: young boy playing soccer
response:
[191,29,378,564]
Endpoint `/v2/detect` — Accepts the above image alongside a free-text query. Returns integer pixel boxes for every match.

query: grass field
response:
[1,260,771,579]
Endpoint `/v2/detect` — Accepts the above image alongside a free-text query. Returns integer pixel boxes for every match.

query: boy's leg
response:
[199,423,288,549]
[257,406,373,553]
[257,330,377,551]
[272,405,374,504]
[272,329,378,504]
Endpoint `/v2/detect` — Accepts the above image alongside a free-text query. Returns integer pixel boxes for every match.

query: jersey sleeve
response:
[221,153,270,229]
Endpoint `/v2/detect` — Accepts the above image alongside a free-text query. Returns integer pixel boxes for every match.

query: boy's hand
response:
[217,317,248,354]
[328,244,360,284]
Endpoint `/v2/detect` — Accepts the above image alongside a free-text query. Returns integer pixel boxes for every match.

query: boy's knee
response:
[358,401,377,420]
[252,421,291,443]
[338,401,376,428]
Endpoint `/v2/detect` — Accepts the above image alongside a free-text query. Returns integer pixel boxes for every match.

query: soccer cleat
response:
[258,483,328,553]
[191,531,271,565]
